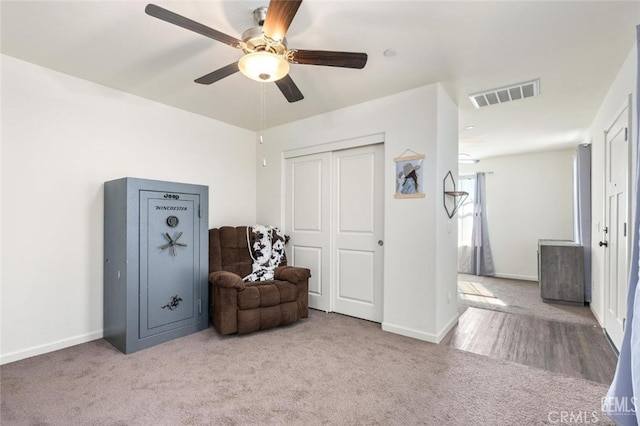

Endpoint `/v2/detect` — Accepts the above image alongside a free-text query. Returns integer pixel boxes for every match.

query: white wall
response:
[588,43,638,326]
[435,89,461,332]
[256,83,459,343]
[0,55,257,364]
[460,149,575,280]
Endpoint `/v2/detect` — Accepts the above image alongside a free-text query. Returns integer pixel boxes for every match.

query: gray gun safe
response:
[104,178,209,353]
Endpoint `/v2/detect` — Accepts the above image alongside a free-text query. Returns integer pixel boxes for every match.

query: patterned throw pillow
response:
[243,225,287,282]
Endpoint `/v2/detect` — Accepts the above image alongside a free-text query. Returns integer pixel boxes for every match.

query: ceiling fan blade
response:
[145,4,242,49]
[290,50,368,69]
[275,75,304,103]
[263,0,303,42]
[194,62,239,85]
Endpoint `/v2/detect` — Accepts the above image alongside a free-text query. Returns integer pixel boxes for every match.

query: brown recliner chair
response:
[209,226,311,335]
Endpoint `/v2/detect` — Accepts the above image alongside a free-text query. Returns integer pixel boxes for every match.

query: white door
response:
[603,99,631,350]
[332,144,384,322]
[284,143,384,322]
[285,153,331,311]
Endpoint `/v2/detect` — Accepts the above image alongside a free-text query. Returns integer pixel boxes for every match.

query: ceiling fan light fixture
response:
[459,158,480,164]
[459,153,480,164]
[238,51,290,82]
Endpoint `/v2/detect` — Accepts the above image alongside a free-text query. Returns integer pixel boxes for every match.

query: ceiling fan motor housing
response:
[253,6,268,26]
[241,26,287,55]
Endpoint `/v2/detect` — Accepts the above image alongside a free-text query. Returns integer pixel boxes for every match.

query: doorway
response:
[602,97,631,350]
[284,142,384,322]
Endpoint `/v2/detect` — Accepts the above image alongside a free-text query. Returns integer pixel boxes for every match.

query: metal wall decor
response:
[443,170,468,218]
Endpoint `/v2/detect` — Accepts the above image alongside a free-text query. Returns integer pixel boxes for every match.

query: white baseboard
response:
[382,322,439,343]
[435,314,460,343]
[382,316,459,344]
[493,273,538,282]
[1,330,104,365]
[590,306,605,328]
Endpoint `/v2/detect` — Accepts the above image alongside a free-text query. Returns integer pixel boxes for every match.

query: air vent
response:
[469,79,540,109]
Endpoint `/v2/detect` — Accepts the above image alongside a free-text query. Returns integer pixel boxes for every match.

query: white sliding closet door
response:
[285,143,384,322]
[285,153,331,312]
[332,144,384,322]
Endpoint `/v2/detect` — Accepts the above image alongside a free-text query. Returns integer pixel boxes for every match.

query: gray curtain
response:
[605,24,640,425]
[457,176,475,273]
[470,173,495,276]
[575,144,592,302]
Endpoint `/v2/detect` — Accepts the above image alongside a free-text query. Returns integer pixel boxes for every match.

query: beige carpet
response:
[1,310,613,425]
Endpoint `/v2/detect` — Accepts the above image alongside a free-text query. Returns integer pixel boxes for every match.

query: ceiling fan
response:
[145,0,368,103]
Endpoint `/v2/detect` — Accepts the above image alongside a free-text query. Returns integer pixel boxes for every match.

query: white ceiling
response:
[2,1,639,159]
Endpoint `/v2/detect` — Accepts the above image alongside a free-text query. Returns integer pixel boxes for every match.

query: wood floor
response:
[442,306,617,385]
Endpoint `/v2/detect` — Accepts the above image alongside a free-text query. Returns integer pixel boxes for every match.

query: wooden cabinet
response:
[538,240,584,305]
[104,178,209,353]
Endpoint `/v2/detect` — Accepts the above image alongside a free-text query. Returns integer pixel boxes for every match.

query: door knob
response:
[378,240,384,246]
[599,241,608,247]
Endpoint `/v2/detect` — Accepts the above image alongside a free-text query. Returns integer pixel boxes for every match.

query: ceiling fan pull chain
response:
[259,79,266,167]
[261,81,265,133]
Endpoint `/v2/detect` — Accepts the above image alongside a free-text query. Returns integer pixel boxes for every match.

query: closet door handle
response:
[378,240,384,246]
[599,241,608,247]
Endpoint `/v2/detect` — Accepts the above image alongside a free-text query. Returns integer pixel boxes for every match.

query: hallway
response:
[444,275,617,385]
